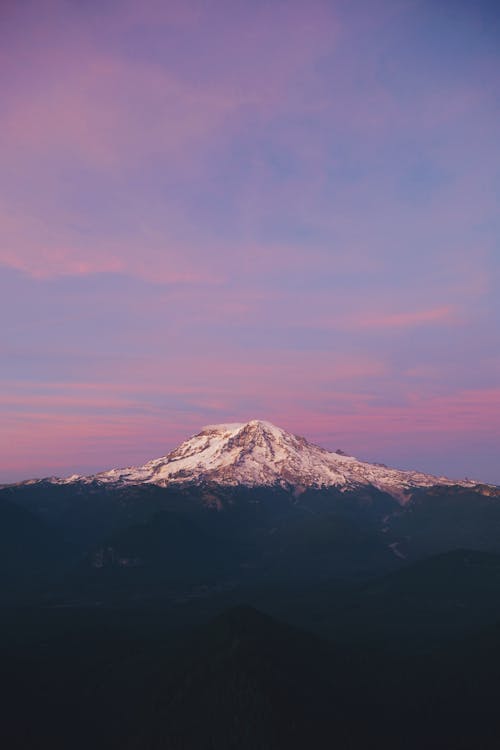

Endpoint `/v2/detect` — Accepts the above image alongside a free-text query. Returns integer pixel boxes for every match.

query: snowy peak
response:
[148,419,320,486]
[45,419,486,502]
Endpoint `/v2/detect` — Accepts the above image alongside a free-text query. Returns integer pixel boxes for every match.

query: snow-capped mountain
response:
[41,419,484,503]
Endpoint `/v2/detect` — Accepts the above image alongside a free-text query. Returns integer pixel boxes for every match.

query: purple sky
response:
[1,0,499,484]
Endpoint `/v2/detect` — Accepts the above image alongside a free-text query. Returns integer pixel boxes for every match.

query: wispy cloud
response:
[347,305,457,330]
[1,0,499,482]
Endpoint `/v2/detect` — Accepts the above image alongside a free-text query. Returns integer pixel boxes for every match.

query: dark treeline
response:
[2,593,500,749]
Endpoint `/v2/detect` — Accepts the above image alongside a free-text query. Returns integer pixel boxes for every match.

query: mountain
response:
[18,419,490,502]
[3,422,500,748]
[2,419,499,606]
[298,549,500,640]
[4,601,500,750]
[0,604,408,750]
[122,606,341,750]
[352,548,500,634]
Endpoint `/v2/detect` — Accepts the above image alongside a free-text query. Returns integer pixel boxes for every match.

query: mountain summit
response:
[44,419,482,502]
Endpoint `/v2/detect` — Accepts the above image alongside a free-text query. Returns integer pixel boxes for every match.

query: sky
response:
[1,0,499,484]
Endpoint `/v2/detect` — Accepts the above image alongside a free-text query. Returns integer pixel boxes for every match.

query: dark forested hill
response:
[3,602,500,749]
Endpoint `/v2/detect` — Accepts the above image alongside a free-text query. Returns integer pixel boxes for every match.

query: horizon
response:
[1,0,499,485]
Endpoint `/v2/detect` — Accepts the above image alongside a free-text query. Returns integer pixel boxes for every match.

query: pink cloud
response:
[296,388,500,440]
[1,1,339,171]
[2,56,243,169]
[3,386,499,481]
[0,207,227,283]
[347,305,457,330]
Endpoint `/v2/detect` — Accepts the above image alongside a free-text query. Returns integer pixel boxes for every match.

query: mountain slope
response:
[6,602,500,750]
[336,548,500,638]
[0,498,70,599]
[26,419,489,502]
